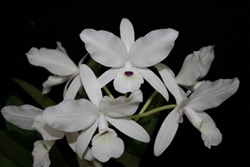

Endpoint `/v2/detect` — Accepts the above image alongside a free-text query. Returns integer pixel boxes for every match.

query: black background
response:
[1,1,249,167]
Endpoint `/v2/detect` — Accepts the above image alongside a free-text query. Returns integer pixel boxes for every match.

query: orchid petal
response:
[106,116,150,143]
[80,29,128,67]
[100,90,143,117]
[26,47,77,75]
[74,143,95,161]
[56,41,68,55]
[155,63,185,104]
[64,75,81,100]
[138,67,169,101]
[76,120,98,159]
[129,29,179,67]
[80,64,102,106]
[197,111,222,148]
[199,45,215,79]
[42,75,70,94]
[182,107,203,130]
[98,68,119,88]
[63,72,79,97]
[184,78,240,111]
[1,105,42,130]
[42,99,99,132]
[66,132,79,152]
[83,147,94,161]
[32,115,64,141]
[120,18,135,53]
[32,140,55,167]
[154,107,180,156]
[175,51,203,86]
[114,66,144,93]
[91,128,124,162]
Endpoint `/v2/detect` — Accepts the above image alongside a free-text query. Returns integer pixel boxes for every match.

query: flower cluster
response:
[1,18,239,166]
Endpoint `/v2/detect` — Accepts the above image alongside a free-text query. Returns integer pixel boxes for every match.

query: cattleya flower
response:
[0,16,241,167]
[0,105,65,166]
[32,140,55,167]
[0,100,88,166]
[175,45,215,90]
[42,64,150,162]
[26,42,86,96]
[154,63,239,156]
[80,18,179,101]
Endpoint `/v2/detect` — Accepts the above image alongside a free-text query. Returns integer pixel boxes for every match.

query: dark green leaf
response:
[115,151,141,167]
[0,152,20,167]
[12,78,56,109]
[5,121,38,143]
[49,142,70,167]
[0,130,33,167]
[4,95,23,106]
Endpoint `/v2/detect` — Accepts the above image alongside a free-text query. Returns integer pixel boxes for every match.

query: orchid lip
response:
[124,71,133,77]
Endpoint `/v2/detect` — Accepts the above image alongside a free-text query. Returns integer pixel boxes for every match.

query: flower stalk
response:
[129,104,177,120]
[103,86,115,100]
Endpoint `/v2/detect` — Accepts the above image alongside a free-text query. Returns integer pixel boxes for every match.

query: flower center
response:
[124,71,133,77]
[101,131,108,135]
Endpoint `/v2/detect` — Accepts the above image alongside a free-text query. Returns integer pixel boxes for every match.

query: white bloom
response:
[0,104,83,166]
[175,45,215,90]
[1,105,64,166]
[91,126,124,162]
[32,140,55,167]
[80,18,179,100]
[154,63,239,156]
[1,105,64,140]
[26,41,86,98]
[42,64,150,162]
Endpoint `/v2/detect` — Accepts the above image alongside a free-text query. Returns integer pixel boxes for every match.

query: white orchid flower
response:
[80,18,179,101]
[154,63,239,156]
[1,105,64,166]
[32,140,55,167]
[0,104,84,166]
[175,45,215,90]
[33,115,90,161]
[42,64,150,162]
[1,105,64,140]
[26,41,87,97]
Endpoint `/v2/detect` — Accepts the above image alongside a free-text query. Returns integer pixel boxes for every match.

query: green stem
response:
[129,104,176,119]
[134,91,158,121]
[103,86,114,100]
